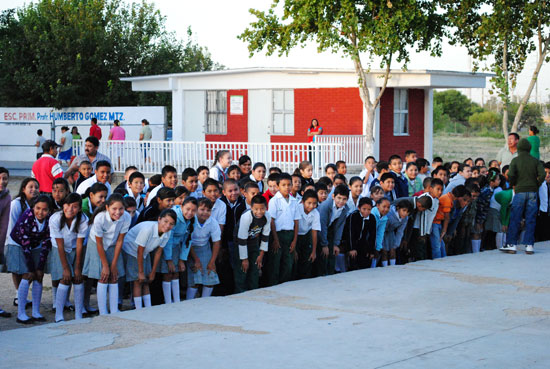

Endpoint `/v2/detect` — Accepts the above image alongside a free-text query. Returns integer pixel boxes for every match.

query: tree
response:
[508,102,543,128]
[468,111,501,130]
[445,0,550,141]
[434,90,476,123]
[0,0,219,109]
[239,0,446,154]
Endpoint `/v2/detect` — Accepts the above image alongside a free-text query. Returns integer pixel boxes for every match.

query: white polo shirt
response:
[211,198,227,225]
[89,211,131,249]
[76,174,112,197]
[297,205,321,236]
[49,211,89,252]
[268,192,300,232]
[191,216,221,247]
[122,221,171,258]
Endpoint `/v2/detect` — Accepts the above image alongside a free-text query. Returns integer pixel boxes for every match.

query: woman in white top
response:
[48,193,89,322]
[122,210,175,309]
[83,194,131,315]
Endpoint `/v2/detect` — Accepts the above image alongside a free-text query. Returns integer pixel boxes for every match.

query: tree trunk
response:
[501,36,509,141]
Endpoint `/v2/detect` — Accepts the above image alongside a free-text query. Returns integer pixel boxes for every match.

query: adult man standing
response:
[500,138,545,255]
[139,119,152,163]
[89,117,102,140]
[32,140,63,194]
[64,136,112,184]
[497,132,519,167]
[35,129,46,160]
[58,126,73,165]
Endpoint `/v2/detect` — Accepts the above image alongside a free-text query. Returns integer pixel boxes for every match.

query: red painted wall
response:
[271,88,363,143]
[206,89,248,142]
[379,88,425,161]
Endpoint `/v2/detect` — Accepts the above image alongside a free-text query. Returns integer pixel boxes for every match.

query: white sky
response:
[1,0,549,104]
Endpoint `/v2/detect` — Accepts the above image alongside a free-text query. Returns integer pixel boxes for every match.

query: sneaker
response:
[525,245,534,254]
[499,244,517,254]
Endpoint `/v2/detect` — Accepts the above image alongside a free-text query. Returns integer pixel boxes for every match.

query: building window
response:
[393,89,409,136]
[206,90,227,135]
[272,89,294,135]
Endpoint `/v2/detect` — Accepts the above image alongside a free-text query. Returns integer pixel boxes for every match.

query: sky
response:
[1,0,549,105]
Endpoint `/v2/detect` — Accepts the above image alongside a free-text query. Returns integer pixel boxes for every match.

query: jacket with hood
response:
[508,138,545,193]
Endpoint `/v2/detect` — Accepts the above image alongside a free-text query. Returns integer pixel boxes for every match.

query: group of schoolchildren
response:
[0,142,549,325]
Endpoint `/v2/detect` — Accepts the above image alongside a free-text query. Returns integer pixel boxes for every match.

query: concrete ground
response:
[1,244,550,368]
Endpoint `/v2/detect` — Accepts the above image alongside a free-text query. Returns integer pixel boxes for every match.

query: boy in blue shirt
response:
[389,154,408,198]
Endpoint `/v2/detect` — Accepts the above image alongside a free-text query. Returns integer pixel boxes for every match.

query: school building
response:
[121,67,489,162]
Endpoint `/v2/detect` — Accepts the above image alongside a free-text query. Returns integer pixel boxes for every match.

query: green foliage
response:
[0,0,219,109]
[507,102,543,128]
[434,90,481,123]
[469,111,501,130]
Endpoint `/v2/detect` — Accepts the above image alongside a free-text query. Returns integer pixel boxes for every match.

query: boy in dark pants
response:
[234,195,270,293]
[342,197,376,270]
[316,184,349,276]
[296,190,321,279]
[267,173,299,285]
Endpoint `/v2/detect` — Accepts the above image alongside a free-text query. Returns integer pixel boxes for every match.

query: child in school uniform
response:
[366,161,390,195]
[0,167,10,318]
[249,163,267,193]
[122,209,176,309]
[404,162,423,196]
[315,182,329,204]
[267,173,300,285]
[388,155,408,198]
[370,198,391,268]
[227,165,242,181]
[83,194,131,315]
[263,173,280,206]
[296,190,321,279]
[137,187,176,223]
[291,174,303,201]
[123,197,140,229]
[82,182,108,218]
[297,160,315,188]
[51,178,70,211]
[6,178,40,308]
[181,168,203,199]
[9,195,52,324]
[187,198,222,299]
[316,184,350,276]
[379,173,397,202]
[201,179,226,232]
[410,179,443,261]
[76,160,112,197]
[475,170,501,252]
[342,197,377,271]
[382,200,413,266]
[210,151,232,184]
[234,195,271,292]
[48,193,88,322]
[146,165,178,207]
[347,176,364,213]
[120,171,146,212]
[160,197,198,303]
[73,160,92,192]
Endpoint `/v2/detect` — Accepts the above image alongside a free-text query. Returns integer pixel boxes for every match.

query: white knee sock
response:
[108,283,119,314]
[390,259,396,266]
[370,258,378,269]
[186,287,197,300]
[97,282,109,315]
[472,239,481,253]
[381,260,388,267]
[162,281,172,304]
[51,286,57,309]
[134,296,143,310]
[142,294,152,307]
[64,284,72,307]
[17,279,30,321]
[31,281,43,319]
[202,286,213,297]
[55,284,70,322]
[496,232,504,248]
[74,283,84,319]
[171,279,180,303]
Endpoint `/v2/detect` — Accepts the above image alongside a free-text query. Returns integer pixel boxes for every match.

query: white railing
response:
[315,135,368,166]
[72,139,343,178]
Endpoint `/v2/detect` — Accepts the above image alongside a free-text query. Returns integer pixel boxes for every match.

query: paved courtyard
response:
[1,244,550,368]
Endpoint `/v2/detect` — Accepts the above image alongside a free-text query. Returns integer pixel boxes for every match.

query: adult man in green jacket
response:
[500,138,545,254]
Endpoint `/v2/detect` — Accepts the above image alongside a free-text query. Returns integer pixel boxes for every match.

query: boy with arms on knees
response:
[296,190,321,279]
[316,184,349,276]
[342,197,376,271]
[371,198,391,268]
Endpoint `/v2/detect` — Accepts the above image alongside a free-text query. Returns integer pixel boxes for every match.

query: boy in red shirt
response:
[263,173,280,207]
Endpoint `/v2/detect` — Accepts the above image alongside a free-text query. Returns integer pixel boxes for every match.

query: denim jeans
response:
[506,191,538,246]
[430,223,447,259]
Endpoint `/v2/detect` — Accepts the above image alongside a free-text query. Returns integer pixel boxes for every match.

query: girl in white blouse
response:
[48,193,89,322]
[83,194,131,315]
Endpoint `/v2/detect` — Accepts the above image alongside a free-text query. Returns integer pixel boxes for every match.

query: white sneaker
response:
[499,245,517,254]
[525,245,534,254]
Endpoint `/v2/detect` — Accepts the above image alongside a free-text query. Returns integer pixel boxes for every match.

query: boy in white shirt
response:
[76,160,112,197]
[296,190,321,279]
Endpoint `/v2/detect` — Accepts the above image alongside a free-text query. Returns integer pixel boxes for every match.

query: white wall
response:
[183,91,206,142]
[248,90,272,143]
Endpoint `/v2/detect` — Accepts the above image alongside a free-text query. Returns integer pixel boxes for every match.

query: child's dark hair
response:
[317,176,333,187]
[0,167,9,178]
[358,197,374,208]
[475,157,485,165]
[161,165,177,177]
[302,189,318,203]
[32,194,52,211]
[430,178,444,188]
[159,208,177,223]
[149,174,162,186]
[277,173,292,185]
[396,199,414,213]
[182,167,198,181]
[334,174,347,184]
[238,155,251,165]
[89,193,124,224]
[336,160,346,168]
[388,154,402,163]
[364,155,376,163]
[95,160,111,171]
[422,177,432,189]
[406,162,418,170]
[376,197,390,205]
[79,160,92,168]
[174,186,189,198]
[404,150,416,158]
[431,166,449,177]
[52,177,70,192]
[451,185,469,198]
[433,157,443,164]
[267,173,281,183]
[124,166,138,174]
[349,176,362,187]
[197,165,209,175]
[252,162,266,171]
[157,187,177,200]
[380,173,394,183]
[463,157,473,164]
[198,198,214,210]
[244,181,260,192]
[213,150,230,166]
[416,158,429,169]
[458,163,470,173]
[416,196,433,210]
[333,184,350,198]
[502,165,510,174]
[89,182,108,195]
[129,171,145,183]
[123,196,137,209]
[182,196,199,209]
[299,160,313,172]
[370,185,384,195]
[223,178,238,190]
[314,182,328,193]
[227,165,242,177]
[251,194,267,207]
[376,161,389,173]
[269,167,282,174]
[325,163,337,173]
[60,193,83,233]
[203,178,220,192]
[17,178,39,212]
[465,182,480,194]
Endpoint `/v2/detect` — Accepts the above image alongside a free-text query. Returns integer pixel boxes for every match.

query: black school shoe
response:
[0,310,12,318]
[16,318,33,324]
[32,316,47,322]
[13,298,33,308]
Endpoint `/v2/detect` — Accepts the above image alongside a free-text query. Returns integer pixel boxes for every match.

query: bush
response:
[469,111,501,130]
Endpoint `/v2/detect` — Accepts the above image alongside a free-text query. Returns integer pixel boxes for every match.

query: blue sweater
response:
[318,198,349,247]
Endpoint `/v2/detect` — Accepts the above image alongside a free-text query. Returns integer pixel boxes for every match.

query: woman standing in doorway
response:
[307,119,323,163]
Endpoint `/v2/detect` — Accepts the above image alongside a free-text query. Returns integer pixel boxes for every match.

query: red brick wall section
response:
[379,88,425,161]
[271,88,363,144]
[206,89,248,143]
